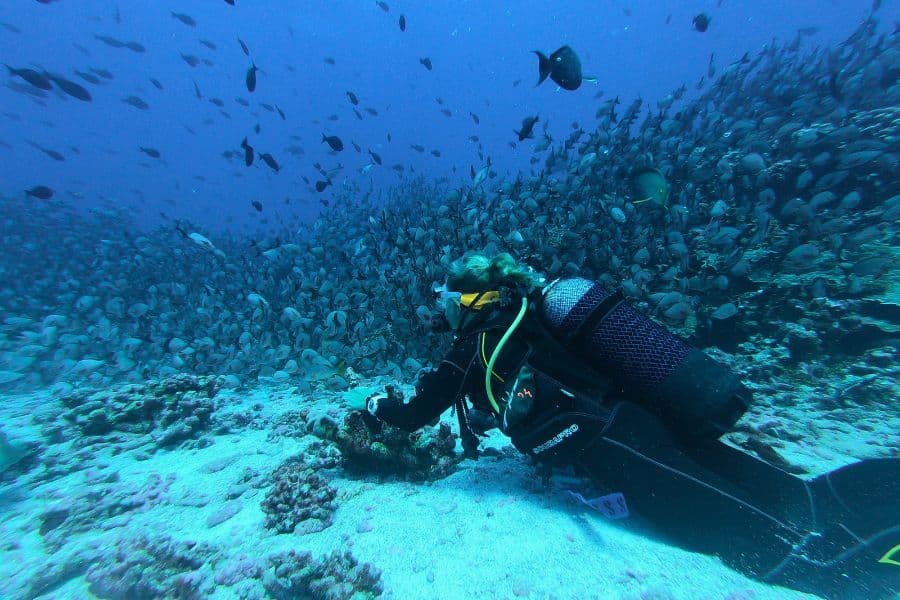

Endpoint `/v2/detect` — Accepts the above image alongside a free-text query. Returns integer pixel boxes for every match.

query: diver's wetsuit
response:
[368,278,900,599]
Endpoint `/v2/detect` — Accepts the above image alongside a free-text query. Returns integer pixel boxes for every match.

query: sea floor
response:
[0,376,896,600]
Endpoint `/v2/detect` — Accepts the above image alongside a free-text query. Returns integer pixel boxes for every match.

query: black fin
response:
[533,51,551,86]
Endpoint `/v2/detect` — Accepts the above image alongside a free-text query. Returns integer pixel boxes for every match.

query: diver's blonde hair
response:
[445,252,544,293]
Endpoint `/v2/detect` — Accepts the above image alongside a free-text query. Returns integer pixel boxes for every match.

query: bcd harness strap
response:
[562,286,625,348]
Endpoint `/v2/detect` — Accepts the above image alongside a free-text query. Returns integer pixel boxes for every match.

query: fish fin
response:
[532,51,551,86]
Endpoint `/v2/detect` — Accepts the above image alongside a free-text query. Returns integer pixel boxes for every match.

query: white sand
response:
[2,380,893,600]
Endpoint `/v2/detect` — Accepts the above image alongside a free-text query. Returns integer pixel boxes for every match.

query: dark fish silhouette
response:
[140,147,161,158]
[692,13,710,32]
[225,0,235,5]
[470,112,480,124]
[368,149,382,165]
[200,40,217,50]
[260,153,280,172]
[94,34,126,48]
[122,95,148,109]
[241,137,254,166]
[515,115,539,141]
[246,63,257,92]
[376,1,389,12]
[125,41,145,53]
[26,185,53,199]
[32,145,65,161]
[347,91,359,105]
[48,74,92,101]
[399,15,406,31]
[181,53,200,67]
[171,12,196,27]
[74,70,101,84]
[251,200,263,212]
[238,38,250,56]
[90,68,114,79]
[315,179,331,192]
[6,66,52,90]
[276,105,285,120]
[420,57,433,70]
[533,45,582,90]
[322,134,343,151]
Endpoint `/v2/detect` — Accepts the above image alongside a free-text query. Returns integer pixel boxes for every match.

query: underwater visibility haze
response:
[0,1,898,599]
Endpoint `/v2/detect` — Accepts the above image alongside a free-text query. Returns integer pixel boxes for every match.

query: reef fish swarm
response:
[0,20,896,399]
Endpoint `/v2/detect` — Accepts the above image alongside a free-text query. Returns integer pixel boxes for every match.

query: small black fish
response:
[122,95,148,109]
[26,185,53,199]
[420,57,433,70]
[320,198,329,207]
[171,12,197,27]
[347,91,359,105]
[315,179,331,192]
[376,1,389,12]
[193,79,202,99]
[251,200,263,211]
[241,137,254,166]
[353,108,363,120]
[533,45,582,90]
[666,14,672,24]
[48,74,92,101]
[94,34,125,48]
[692,13,710,32]
[368,149,382,165]
[431,149,441,157]
[90,68,113,80]
[470,112,480,124]
[324,57,336,65]
[399,15,406,31]
[6,65,52,90]
[515,115,539,141]
[260,152,280,172]
[352,141,362,152]
[150,78,163,90]
[139,146,161,158]
[411,144,425,153]
[200,39,217,50]
[181,53,200,67]
[246,63,257,92]
[275,105,286,120]
[29,142,64,161]
[210,98,225,107]
[225,0,235,5]
[254,123,261,134]
[238,38,250,56]
[75,70,102,85]
[365,107,378,116]
[125,41,145,53]
[322,134,344,151]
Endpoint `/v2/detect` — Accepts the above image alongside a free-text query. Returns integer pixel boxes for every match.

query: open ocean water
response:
[0,1,897,599]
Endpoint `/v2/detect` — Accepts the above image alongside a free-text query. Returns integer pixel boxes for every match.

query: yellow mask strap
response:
[460,290,500,309]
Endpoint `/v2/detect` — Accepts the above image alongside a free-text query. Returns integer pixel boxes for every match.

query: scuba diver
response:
[349,252,899,599]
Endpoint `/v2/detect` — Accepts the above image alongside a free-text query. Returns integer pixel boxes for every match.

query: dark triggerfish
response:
[533,45,582,90]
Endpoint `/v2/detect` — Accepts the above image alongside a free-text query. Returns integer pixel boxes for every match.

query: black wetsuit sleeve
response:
[371,336,479,431]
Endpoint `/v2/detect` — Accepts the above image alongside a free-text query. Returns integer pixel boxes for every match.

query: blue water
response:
[0,0,887,231]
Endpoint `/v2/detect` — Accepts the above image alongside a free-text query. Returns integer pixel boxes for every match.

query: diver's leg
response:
[576,402,808,578]
[761,458,900,599]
